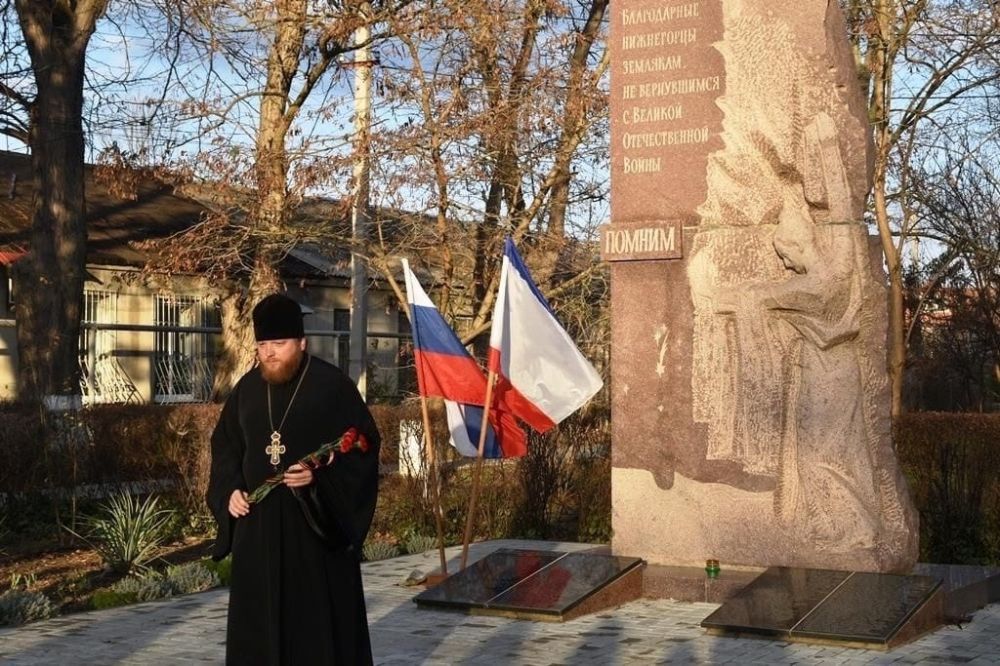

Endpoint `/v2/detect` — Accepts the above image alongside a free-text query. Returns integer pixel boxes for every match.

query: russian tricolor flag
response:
[403,260,526,458]
[488,238,604,433]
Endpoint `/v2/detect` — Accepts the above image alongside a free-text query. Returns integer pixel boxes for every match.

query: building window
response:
[333,308,350,370]
[79,290,140,404]
[154,295,218,403]
[81,290,117,356]
[396,310,417,396]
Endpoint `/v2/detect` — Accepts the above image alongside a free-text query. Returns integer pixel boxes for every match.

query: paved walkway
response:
[2,540,999,665]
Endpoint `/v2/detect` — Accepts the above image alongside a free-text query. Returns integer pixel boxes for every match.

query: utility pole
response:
[348,7,373,397]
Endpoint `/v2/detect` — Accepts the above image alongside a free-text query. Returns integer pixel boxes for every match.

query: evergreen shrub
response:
[165,561,219,594]
[110,573,173,602]
[0,589,55,626]
[362,539,399,561]
[896,412,1000,564]
[203,556,232,587]
[403,533,438,555]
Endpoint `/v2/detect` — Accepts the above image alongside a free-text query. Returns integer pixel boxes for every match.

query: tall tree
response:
[1,1,109,402]
[371,0,609,334]
[137,0,611,394]
[845,0,1000,416]
[132,0,408,396]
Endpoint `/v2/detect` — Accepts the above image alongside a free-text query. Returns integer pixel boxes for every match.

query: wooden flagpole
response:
[419,395,449,576]
[459,369,497,570]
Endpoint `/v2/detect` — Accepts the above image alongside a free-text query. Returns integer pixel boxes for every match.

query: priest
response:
[207,293,381,665]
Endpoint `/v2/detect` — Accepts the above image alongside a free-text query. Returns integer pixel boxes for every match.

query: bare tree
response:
[906,133,1000,410]
[129,0,409,396]
[370,0,610,335]
[845,0,1000,416]
[134,0,609,393]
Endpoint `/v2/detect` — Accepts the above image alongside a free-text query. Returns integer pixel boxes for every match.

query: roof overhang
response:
[0,248,26,265]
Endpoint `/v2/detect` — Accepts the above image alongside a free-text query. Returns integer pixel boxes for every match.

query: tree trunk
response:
[211,257,281,400]
[13,1,106,402]
[546,0,608,242]
[877,190,907,419]
[869,0,906,419]
[248,0,300,344]
[212,289,254,401]
[213,0,303,398]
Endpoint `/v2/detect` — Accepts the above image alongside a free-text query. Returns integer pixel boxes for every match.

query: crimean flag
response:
[402,259,527,457]
[445,402,499,458]
[488,238,603,433]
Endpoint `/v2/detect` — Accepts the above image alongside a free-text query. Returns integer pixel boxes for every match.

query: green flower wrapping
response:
[247,427,370,504]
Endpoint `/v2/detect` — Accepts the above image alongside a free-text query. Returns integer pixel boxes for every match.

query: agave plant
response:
[73,491,175,575]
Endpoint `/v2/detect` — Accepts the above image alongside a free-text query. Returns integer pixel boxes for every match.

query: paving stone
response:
[1,541,999,664]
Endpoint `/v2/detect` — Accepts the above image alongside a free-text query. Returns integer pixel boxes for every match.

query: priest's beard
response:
[259,349,304,385]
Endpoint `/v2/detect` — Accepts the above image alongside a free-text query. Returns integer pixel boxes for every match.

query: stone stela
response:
[608,0,919,575]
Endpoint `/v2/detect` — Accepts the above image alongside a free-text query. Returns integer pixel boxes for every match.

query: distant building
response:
[0,150,414,404]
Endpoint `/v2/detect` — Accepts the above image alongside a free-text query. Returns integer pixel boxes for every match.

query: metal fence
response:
[74,321,415,404]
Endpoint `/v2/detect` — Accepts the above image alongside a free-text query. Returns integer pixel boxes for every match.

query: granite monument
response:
[606,0,919,572]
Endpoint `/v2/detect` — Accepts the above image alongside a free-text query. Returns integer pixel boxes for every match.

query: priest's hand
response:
[228,490,250,518]
[283,463,314,488]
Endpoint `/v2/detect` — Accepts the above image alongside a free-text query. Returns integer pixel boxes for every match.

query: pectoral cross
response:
[267,431,286,467]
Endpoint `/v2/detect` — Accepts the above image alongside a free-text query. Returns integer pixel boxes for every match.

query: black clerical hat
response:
[252,293,305,341]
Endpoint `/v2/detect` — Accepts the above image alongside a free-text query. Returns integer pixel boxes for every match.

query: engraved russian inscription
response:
[612,1,720,179]
[600,221,682,262]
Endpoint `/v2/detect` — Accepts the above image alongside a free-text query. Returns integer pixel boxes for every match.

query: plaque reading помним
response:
[600,221,683,262]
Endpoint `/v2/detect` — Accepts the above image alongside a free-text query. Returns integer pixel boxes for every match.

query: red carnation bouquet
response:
[247,427,369,504]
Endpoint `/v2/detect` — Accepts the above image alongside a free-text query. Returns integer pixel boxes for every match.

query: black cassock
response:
[207,354,380,666]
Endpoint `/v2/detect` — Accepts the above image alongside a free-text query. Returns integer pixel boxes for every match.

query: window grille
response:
[333,308,351,369]
[154,295,218,403]
[80,290,117,359]
[79,290,140,404]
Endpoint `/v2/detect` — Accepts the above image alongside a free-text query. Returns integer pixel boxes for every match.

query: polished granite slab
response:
[414,548,643,617]
[700,567,850,636]
[701,566,941,646]
[793,572,940,642]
